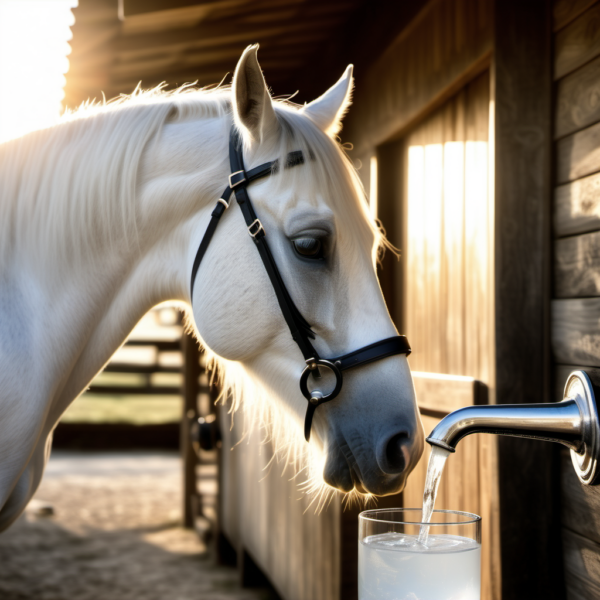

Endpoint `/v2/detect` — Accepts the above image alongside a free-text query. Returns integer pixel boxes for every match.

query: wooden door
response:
[377,70,500,600]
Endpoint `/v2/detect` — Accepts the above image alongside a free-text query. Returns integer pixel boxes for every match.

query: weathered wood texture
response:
[344,0,492,156]
[494,2,559,599]
[403,72,492,381]
[555,172,600,237]
[562,449,600,543]
[563,529,600,600]
[554,3,600,596]
[556,55,600,139]
[553,298,600,366]
[555,2,600,79]
[554,0,599,31]
[555,231,600,297]
[557,121,600,184]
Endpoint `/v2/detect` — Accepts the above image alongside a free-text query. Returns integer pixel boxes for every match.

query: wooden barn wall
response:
[553,0,600,598]
[344,2,499,599]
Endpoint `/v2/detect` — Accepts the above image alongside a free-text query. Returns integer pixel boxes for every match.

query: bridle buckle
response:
[248,219,265,239]
[229,170,247,189]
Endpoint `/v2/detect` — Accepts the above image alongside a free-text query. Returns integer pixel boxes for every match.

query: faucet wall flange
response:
[566,371,600,485]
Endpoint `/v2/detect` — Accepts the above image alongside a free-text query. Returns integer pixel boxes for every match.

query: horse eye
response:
[292,237,323,259]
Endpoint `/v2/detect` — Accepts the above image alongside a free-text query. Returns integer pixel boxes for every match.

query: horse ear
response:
[232,45,279,143]
[301,65,354,137]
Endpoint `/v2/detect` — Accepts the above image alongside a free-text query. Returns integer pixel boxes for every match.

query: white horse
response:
[0,46,424,531]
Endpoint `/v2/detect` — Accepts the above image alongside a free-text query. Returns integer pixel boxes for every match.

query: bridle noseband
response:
[191,127,411,441]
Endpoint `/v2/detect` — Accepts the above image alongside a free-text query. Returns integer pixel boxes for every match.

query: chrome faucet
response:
[426,371,600,485]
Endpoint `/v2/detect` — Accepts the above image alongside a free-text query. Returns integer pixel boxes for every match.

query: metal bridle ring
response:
[299,359,343,406]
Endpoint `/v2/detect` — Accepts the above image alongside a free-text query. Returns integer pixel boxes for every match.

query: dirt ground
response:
[0,451,277,600]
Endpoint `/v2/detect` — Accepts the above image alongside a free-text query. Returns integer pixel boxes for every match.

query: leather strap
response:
[228,130,318,360]
[334,336,411,371]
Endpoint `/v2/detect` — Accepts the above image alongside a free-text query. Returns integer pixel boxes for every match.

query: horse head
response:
[190,46,424,497]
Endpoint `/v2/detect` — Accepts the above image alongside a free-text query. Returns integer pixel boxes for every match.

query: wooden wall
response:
[370,70,499,600]
[553,1,600,597]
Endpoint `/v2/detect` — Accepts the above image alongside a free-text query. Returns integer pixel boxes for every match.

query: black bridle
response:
[190,127,411,441]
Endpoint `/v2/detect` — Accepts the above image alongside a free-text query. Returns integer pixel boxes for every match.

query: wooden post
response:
[181,330,200,529]
[493,2,562,598]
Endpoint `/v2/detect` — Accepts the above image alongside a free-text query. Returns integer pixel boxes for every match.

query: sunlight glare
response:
[0,0,77,143]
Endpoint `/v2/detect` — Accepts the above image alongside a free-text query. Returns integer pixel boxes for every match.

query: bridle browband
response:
[190,127,411,441]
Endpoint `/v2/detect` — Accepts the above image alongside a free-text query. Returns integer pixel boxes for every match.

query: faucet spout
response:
[425,371,600,485]
[426,400,583,453]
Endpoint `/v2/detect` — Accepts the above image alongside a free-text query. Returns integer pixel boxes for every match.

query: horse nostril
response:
[377,432,409,475]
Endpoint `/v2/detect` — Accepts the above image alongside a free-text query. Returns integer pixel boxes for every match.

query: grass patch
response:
[61,395,182,425]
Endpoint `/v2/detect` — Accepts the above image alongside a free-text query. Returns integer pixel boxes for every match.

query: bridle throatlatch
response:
[190,127,412,441]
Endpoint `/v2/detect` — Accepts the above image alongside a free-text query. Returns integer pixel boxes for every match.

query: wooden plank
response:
[554,0,598,32]
[553,298,600,366]
[555,231,600,297]
[556,55,600,139]
[555,2,600,79]
[557,121,600,184]
[494,2,559,599]
[555,172,600,237]
[563,528,600,599]
[412,372,483,414]
[181,332,200,528]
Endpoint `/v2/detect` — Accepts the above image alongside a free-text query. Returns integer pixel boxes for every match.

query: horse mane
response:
[0,85,230,270]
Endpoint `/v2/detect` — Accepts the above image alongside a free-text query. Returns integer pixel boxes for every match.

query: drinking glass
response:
[358,508,481,600]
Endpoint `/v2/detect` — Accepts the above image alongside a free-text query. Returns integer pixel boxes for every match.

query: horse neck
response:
[0,108,229,421]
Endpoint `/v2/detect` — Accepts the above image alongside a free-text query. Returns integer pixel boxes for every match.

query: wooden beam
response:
[113,10,336,55]
[121,0,234,17]
[493,2,560,598]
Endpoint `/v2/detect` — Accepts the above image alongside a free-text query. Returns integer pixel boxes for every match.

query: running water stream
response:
[418,446,451,544]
